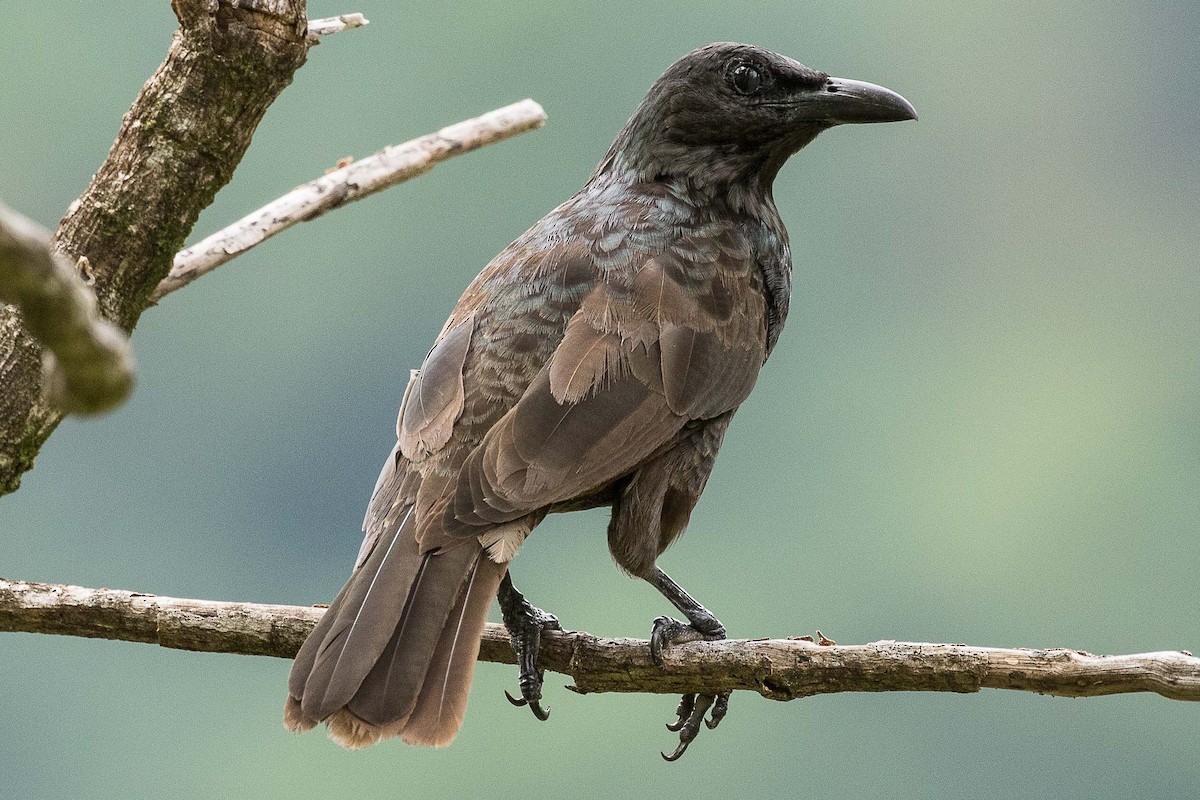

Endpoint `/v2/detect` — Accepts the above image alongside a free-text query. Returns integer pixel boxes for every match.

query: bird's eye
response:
[729,62,763,96]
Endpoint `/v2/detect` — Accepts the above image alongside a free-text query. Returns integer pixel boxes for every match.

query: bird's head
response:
[602,43,916,191]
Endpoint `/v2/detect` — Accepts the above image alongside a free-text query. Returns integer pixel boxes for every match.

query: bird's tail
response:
[284,507,503,748]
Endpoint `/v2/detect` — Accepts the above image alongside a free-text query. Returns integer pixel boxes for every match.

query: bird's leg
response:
[497,570,562,721]
[644,566,731,761]
[646,567,726,656]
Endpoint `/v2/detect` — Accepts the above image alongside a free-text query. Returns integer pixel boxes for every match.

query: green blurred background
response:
[3,1,1198,797]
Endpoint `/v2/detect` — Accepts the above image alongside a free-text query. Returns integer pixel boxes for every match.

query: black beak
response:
[795,76,917,125]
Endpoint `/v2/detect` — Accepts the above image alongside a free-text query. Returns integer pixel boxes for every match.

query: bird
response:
[284,42,915,761]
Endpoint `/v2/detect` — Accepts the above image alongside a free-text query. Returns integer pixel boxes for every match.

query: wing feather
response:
[392,223,768,550]
[399,314,475,460]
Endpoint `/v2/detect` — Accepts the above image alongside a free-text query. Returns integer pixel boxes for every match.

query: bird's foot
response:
[499,579,562,722]
[662,691,730,761]
[650,615,729,761]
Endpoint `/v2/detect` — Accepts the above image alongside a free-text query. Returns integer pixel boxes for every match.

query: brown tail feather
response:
[285,505,500,748]
[344,541,481,727]
[287,550,363,707]
[296,506,423,722]
[401,553,506,746]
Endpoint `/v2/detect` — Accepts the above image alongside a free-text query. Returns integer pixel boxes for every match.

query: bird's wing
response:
[357,313,475,569]
[416,226,769,548]
[362,211,769,555]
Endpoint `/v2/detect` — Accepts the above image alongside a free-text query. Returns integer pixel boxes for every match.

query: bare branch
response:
[307,13,369,40]
[152,99,548,302]
[3,578,1196,703]
[0,203,134,414]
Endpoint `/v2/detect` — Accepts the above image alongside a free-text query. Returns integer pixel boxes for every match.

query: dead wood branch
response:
[2,578,1195,702]
[307,13,369,39]
[153,99,547,302]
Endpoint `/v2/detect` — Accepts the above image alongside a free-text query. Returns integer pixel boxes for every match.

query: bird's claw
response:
[504,688,550,721]
[665,693,695,731]
[497,576,561,724]
[503,647,554,722]
[650,615,712,665]
[649,615,729,760]
[705,692,729,729]
[660,691,730,761]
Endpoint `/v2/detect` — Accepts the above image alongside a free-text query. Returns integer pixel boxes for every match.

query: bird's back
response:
[375,172,777,551]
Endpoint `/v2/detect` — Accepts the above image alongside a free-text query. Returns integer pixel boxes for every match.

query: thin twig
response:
[152,100,547,302]
[307,13,369,40]
[0,203,134,414]
[2,578,1196,702]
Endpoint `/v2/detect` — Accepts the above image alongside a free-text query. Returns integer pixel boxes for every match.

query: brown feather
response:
[608,413,734,576]
[399,314,475,460]
[345,540,482,728]
[288,493,499,749]
[400,555,505,746]
[658,324,761,418]
[287,570,357,706]
[298,507,423,721]
[548,317,627,404]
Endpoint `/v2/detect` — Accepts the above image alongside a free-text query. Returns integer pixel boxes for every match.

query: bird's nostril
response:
[826,84,840,93]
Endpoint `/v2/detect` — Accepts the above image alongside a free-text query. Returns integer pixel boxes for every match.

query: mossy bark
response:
[0,0,311,494]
